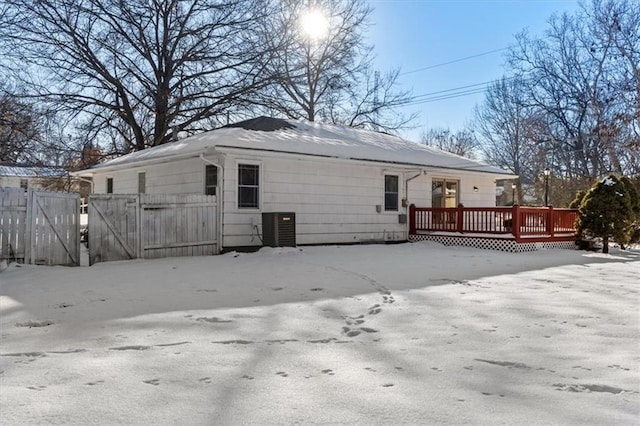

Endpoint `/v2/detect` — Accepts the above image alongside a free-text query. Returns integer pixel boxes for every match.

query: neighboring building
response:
[0,165,68,191]
[74,117,514,250]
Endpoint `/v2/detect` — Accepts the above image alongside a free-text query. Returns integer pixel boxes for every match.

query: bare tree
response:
[0,0,276,155]
[0,90,42,164]
[508,0,639,179]
[335,67,417,133]
[588,0,640,175]
[473,77,544,203]
[258,0,414,133]
[421,127,479,159]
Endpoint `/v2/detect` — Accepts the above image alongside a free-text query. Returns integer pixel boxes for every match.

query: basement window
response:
[238,164,259,209]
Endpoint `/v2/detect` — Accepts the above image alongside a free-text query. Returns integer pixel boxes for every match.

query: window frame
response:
[106,177,113,194]
[236,161,261,210]
[431,178,459,208]
[19,179,28,190]
[204,164,218,196]
[384,174,400,212]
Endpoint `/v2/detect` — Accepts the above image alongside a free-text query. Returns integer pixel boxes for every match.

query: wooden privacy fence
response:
[88,193,218,265]
[409,204,578,242]
[0,187,80,266]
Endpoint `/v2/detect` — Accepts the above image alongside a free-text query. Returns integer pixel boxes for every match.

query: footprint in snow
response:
[54,302,73,309]
[27,386,47,391]
[342,327,361,337]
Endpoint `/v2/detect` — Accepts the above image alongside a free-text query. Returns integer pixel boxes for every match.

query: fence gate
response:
[88,193,218,265]
[87,194,139,265]
[0,187,80,266]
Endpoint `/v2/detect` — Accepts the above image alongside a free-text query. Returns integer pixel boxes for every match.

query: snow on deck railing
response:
[409,204,578,242]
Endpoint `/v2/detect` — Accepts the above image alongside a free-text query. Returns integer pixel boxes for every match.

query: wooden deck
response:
[409,204,578,243]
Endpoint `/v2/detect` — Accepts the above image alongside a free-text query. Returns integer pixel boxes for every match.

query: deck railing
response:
[409,204,578,242]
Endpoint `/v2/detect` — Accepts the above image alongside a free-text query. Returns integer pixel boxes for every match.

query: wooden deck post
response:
[512,204,521,241]
[546,206,554,238]
[409,204,416,235]
[457,204,464,233]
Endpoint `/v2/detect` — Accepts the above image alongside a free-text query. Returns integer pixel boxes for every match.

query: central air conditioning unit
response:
[262,212,296,247]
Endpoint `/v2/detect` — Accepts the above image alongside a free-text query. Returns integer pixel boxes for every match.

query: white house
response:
[74,117,514,250]
[0,165,68,190]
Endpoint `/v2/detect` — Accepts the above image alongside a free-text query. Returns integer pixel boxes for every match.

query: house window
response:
[384,175,399,211]
[238,164,259,208]
[432,179,459,208]
[205,165,217,196]
[106,177,113,194]
[138,172,146,193]
[19,179,28,190]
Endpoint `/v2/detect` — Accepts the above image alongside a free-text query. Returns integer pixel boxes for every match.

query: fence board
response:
[88,193,217,265]
[0,187,79,266]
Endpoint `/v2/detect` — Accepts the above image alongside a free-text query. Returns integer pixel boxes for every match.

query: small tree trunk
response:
[602,236,609,254]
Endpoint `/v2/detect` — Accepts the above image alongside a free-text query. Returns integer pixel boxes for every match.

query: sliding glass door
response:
[432,179,459,208]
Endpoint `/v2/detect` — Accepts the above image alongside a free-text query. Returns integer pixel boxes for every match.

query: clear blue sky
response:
[367,0,581,140]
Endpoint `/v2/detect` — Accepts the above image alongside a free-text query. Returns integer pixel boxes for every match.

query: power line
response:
[399,47,509,76]
[403,88,489,106]
[401,76,521,106]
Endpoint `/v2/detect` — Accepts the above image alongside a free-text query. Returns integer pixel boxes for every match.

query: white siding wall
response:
[407,173,430,207]
[459,173,498,207]
[220,152,419,247]
[92,157,205,194]
[0,176,50,190]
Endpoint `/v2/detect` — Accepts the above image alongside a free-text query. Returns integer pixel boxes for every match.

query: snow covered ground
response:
[1,242,638,425]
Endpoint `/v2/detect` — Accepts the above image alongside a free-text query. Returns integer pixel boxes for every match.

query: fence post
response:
[512,204,520,241]
[457,203,464,233]
[409,204,416,235]
[26,188,34,265]
[547,206,554,238]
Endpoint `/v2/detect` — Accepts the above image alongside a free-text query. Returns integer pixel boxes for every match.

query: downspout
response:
[200,153,224,254]
[405,170,426,239]
[73,176,95,194]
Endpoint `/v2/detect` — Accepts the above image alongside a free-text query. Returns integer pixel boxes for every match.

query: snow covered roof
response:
[0,165,67,178]
[82,117,513,176]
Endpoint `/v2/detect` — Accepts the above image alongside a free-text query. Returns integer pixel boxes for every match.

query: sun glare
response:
[300,9,329,40]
